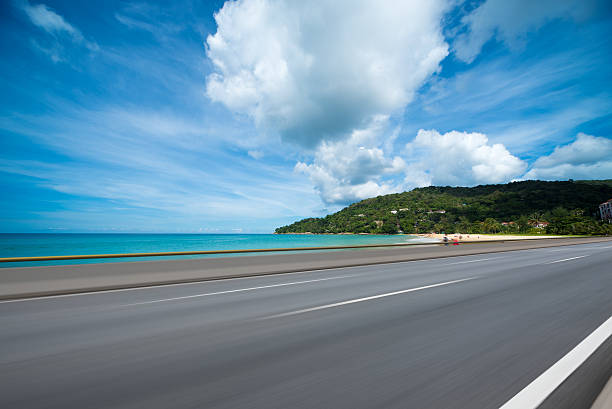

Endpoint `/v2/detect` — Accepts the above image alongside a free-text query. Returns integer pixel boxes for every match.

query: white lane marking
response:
[446,258,496,265]
[549,245,612,251]
[578,245,612,250]
[546,255,588,264]
[121,274,359,307]
[499,315,612,409]
[262,277,477,319]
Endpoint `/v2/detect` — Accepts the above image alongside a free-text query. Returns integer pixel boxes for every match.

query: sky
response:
[1,0,611,233]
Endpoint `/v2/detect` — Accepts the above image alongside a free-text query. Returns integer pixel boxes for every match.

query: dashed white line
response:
[499,315,612,409]
[546,255,588,264]
[549,246,612,251]
[121,274,359,306]
[262,277,477,319]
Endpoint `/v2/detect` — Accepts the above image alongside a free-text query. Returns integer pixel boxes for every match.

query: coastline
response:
[275,232,568,241]
[274,232,412,235]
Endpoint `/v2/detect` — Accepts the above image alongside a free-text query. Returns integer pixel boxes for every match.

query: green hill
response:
[275,180,612,235]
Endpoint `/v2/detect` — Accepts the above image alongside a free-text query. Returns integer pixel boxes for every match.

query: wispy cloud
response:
[402,30,612,157]
[18,0,98,61]
[452,0,608,63]
[0,103,320,231]
[114,2,184,39]
[21,1,81,37]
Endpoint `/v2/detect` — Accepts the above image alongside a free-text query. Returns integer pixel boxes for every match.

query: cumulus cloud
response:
[404,129,527,187]
[19,1,98,54]
[523,133,612,180]
[205,0,452,204]
[453,0,606,63]
[295,117,405,205]
[206,0,449,147]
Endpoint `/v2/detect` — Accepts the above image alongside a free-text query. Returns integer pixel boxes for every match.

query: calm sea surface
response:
[0,233,431,268]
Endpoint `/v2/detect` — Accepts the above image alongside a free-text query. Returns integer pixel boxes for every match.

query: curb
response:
[591,376,612,409]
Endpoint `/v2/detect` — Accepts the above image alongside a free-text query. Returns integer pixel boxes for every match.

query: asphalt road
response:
[1,241,611,408]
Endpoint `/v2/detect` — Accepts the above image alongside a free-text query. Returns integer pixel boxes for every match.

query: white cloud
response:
[404,129,527,187]
[205,0,451,204]
[523,133,612,180]
[453,0,603,63]
[21,1,80,36]
[206,0,449,147]
[19,1,98,53]
[295,117,405,205]
[247,150,264,159]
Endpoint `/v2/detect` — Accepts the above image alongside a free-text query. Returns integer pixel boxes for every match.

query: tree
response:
[483,218,501,233]
[380,222,398,234]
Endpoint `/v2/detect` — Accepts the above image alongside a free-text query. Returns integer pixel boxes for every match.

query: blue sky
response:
[1,0,611,233]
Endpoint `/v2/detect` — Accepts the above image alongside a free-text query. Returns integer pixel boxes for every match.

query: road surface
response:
[1,240,611,408]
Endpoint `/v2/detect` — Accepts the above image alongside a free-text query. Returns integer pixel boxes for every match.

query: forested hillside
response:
[275,180,612,235]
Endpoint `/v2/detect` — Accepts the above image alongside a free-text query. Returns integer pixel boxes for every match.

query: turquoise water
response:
[0,233,429,268]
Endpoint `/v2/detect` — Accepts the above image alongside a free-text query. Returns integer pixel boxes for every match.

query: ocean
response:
[0,233,430,268]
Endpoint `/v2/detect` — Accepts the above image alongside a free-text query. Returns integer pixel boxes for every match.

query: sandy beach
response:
[417,233,566,242]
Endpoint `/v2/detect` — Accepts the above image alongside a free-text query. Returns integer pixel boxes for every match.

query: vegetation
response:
[275,180,612,235]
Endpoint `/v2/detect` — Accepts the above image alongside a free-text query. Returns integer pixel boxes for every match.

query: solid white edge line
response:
[261,276,478,319]
[121,274,359,306]
[546,255,588,264]
[499,315,612,409]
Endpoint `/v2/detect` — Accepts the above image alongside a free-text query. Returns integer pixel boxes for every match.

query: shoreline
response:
[274,232,414,235]
[276,232,571,242]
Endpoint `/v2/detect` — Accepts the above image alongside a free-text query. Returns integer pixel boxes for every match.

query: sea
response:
[0,233,433,268]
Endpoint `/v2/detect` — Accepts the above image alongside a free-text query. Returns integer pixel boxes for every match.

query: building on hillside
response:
[528,220,549,229]
[600,199,612,222]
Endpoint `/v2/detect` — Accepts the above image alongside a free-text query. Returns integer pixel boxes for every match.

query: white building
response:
[600,199,612,222]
